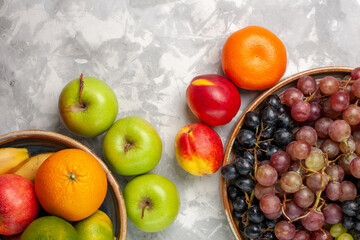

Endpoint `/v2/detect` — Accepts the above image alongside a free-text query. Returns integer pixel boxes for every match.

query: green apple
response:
[123,173,180,232]
[58,74,118,137]
[102,116,162,176]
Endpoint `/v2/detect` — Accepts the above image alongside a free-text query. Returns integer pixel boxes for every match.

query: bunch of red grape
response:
[222,67,360,240]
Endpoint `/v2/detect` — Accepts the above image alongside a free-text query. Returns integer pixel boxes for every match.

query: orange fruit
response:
[34,149,107,221]
[221,25,287,90]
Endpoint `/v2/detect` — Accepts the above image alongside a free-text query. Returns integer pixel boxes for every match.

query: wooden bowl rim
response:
[221,66,354,240]
[0,130,127,240]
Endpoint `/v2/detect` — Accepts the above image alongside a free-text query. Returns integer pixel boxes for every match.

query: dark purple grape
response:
[247,204,264,223]
[232,196,247,213]
[237,129,256,148]
[308,101,322,122]
[265,94,282,109]
[244,111,260,131]
[342,200,359,217]
[262,105,278,126]
[221,163,240,180]
[234,157,253,176]
[244,223,262,239]
[234,176,255,193]
[227,184,242,201]
[274,128,294,147]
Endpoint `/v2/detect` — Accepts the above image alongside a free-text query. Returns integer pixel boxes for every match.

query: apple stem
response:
[141,205,146,219]
[139,197,151,219]
[78,73,85,108]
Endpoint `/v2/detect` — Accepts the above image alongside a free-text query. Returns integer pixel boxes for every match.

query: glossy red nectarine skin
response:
[186,74,241,126]
[0,174,40,235]
[174,123,224,176]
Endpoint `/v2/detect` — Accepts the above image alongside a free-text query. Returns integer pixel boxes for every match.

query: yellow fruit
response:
[74,210,114,240]
[13,152,53,181]
[0,148,29,174]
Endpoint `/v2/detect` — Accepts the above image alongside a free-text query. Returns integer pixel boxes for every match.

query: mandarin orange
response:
[221,25,287,90]
[34,148,107,221]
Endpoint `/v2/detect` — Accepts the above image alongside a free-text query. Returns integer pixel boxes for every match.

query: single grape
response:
[297,75,317,96]
[265,145,283,159]
[265,94,282,109]
[274,220,296,240]
[340,137,356,154]
[308,101,322,122]
[284,87,304,107]
[328,120,351,142]
[247,204,264,223]
[326,181,342,201]
[244,111,260,131]
[256,165,278,187]
[280,171,302,193]
[274,128,294,146]
[305,148,324,171]
[293,140,311,160]
[254,182,275,200]
[234,176,255,193]
[259,193,281,215]
[319,76,340,95]
[356,140,360,156]
[291,100,311,122]
[232,196,247,213]
[339,153,357,175]
[237,129,256,148]
[283,200,303,221]
[342,200,359,217]
[339,181,357,202]
[323,203,343,224]
[315,117,333,138]
[325,164,345,182]
[330,223,347,238]
[242,151,255,164]
[295,125,318,146]
[352,79,360,98]
[306,172,328,192]
[330,90,350,112]
[270,150,291,173]
[243,223,262,239]
[261,125,276,139]
[294,186,315,208]
[277,112,294,129]
[321,139,340,159]
[301,209,325,231]
[234,157,253,176]
[350,157,360,179]
[221,163,240,180]
[343,104,360,126]
[262,105,279,126]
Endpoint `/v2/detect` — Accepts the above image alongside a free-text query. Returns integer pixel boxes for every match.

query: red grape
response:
[294,186,315,208]
[321,139,340,159]
[330,90,350,112]
[283,200,303,220]
[284,87,304,107]
[297,75,316,96]
[301,209,325,231]
[352,79,360,98]
[339,180,357,202]
[306,172,328,192]
[308,101,322,122]
[294,230,310,240]
[321,98,341,119]
[296,125,318,146]
[342,104,360,125]
[275,220,296,240]
[259,193,281,214]
[293,140,311,160]
[322,203,343,225]
[310,230,332,240]
[280,171,302,193]
[319,76,339,95]
[254,182,275,200]
[255,165,278,187]
[325,164,345,182]
[325,181,342,201]
[328,120,351,142]
[270,150,291,173]
[350,67,360,80]
[291,100,311,122]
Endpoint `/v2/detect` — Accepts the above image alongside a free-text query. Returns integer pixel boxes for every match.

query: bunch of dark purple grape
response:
[222,67,360,240]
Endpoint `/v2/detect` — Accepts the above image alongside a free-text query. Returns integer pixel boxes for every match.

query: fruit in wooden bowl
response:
[0,130,127,240]
[220,66,360,239]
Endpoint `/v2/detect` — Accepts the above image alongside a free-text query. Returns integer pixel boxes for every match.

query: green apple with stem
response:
[102,116,162,176]
[123,173,180,232]
[58,74,118,137]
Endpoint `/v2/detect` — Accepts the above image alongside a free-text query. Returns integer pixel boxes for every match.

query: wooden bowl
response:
[0,130,127,240]
[221,66,354,240]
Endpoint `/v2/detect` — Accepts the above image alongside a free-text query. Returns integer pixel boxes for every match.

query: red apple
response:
[0,174,40,235]
[186,74,241,126]
[174,123,224,176]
